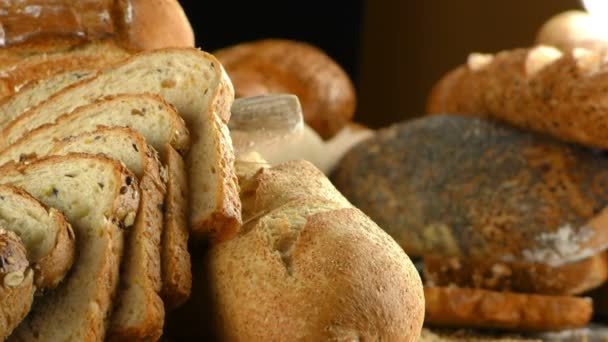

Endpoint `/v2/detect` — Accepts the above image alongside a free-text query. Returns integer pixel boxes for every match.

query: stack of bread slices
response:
[0,0,242,340]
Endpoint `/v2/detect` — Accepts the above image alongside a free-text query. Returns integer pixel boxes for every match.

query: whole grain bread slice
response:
[0,52,128,101]
[0,184,74,289]
[0,229,35,341]
[424,286,592,332]
[49,128,166,341]
[0,48,240,240]
[0,154,140,342]
[0,69,96,126]
[0,93,192,309]
[424,253,608,295]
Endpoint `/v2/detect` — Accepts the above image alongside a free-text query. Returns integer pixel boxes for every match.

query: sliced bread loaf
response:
[49,128,166,340]
[0,48,240,240]
[0,93,192,309]
[0,229,35,341]
[0,185,74,289]
[1,154,139,342]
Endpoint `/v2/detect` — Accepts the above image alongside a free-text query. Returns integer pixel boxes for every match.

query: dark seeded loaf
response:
[333,115,608,267]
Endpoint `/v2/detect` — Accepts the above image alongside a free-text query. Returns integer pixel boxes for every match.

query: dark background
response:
[179,0,584,129]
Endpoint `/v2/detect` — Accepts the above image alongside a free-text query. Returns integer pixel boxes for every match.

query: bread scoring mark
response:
[521,224,595,266]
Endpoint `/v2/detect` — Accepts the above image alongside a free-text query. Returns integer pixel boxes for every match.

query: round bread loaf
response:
[332,115,608,266]
[0,229,34,341]
[167,160,424,340]
[214,39,357,139]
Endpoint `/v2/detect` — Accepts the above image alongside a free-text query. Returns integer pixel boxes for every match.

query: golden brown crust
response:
[191,71,241,241]
[424,253,608,295]
[426,47,608,150]
[0,229,34,341]
[425,286,592,332]
[214,39,357,139]
[0,0,194,52]
[30,208,75,289]
[161,145,192,310]
[122,0,194,51]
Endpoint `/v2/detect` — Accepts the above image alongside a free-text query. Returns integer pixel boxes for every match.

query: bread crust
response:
[424,253,608,295]
[214,39,356,139]
[169,159,424,341]
[160,145,192,310]
[0,229,34,341]
[425,286,592,332]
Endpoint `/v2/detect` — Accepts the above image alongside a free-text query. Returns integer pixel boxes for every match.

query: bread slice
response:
[0,185,74,289]
[424,286,592,332]
[0,48,240,240]
[49,128,166,340]
[0,93,192,309]
[424,253,608,295]
[0,229,35,341]
[0,69,96,127]
[160,146,191,309]
[1,154,140,341]
[0,53,128,100]
[0,93,190,162]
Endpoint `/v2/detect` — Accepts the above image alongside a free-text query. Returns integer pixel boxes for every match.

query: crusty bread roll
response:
[214,39,357,139]
[536,10,608,52]
[167,158,424,341]
[0,0,194,52]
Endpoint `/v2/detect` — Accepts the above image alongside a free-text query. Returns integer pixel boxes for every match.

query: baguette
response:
[0,229,34,341]
[424,286,592,332]
[426,45,608,150]
[214,39,356,139]
[0,48,240,241]
[2,154,140,341]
